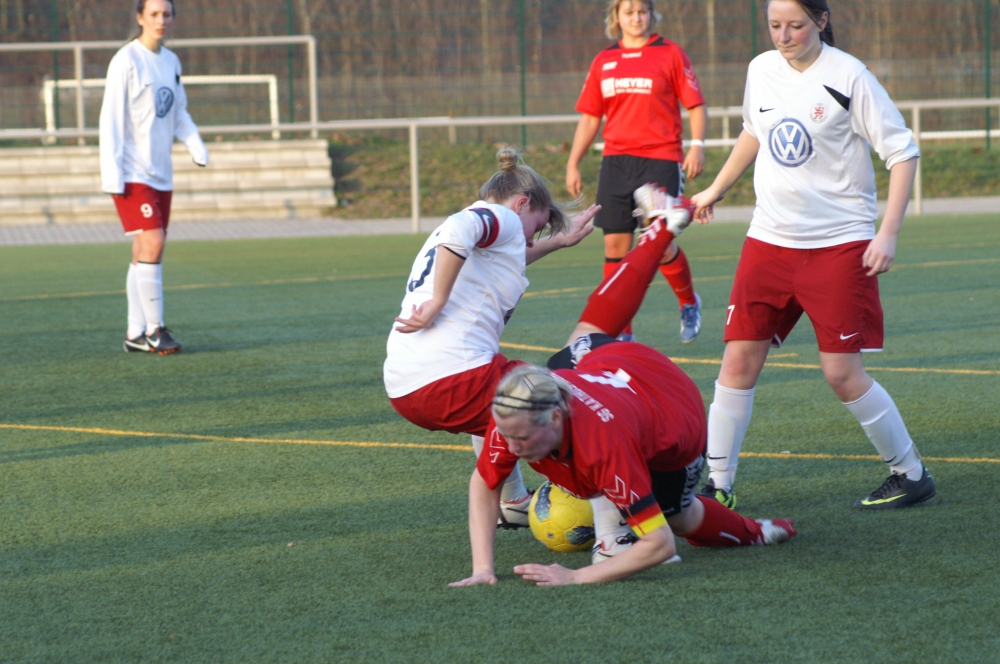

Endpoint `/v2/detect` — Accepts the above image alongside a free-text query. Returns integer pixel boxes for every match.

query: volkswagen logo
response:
[768,118,813,167]
[155,87,175,118]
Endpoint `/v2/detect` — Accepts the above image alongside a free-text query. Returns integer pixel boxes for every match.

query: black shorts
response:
[595,154,684,234]
[649,454,704,518]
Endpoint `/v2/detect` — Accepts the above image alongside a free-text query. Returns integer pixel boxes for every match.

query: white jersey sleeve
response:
[383,202,528,398]
[850,69,919,170]
[172,62,208,167]
[99,50,130,194]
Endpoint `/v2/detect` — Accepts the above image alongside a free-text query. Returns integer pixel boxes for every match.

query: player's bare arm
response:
[565,114,602,198]
[690,130,760,223]
[525,204,600,265]
[514,526,677,586]
[682,104,708,180]
[864,157,918,276]
[394,246,465,333]
[449,470,502,587]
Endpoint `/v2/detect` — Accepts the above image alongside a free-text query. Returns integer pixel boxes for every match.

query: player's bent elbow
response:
[638,529,677,566]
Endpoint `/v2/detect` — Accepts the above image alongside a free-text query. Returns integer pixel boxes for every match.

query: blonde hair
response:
[605,0,661,40]
[492,365,573,427]
[478,146,570,236]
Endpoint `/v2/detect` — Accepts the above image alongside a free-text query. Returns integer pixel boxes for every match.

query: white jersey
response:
[742,44,919,248]
[99,41,208,194]
[384,201,528,398]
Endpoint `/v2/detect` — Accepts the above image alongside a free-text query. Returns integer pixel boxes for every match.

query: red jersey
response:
[478,343,706,538]
[575,35,705,163]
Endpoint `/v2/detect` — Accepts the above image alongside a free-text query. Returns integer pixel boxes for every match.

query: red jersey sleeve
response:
[589,426,668,538]
[475,422,519,490]
[575,54,607,119]
[669,47,705,110]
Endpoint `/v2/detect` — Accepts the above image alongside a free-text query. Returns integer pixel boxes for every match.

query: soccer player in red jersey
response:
[566,0,708,344]
[449,200,796,587]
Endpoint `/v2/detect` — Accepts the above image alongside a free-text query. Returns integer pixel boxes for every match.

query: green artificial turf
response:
[1,216,999,662]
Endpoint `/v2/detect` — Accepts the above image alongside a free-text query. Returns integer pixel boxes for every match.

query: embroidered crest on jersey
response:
[470,208,500,248]
[155,87,174,118]
[811,103,828,123]
[601,77,653,98]
[768,118,813,168]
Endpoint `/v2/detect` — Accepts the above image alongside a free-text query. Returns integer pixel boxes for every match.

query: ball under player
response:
[100,0,208,355]
[689,0,934,510]
[450,192,796,587]
[566,0,708,344]
[384,146,598,527]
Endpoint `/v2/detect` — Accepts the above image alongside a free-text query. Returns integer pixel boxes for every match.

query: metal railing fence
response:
[1,98,996,230]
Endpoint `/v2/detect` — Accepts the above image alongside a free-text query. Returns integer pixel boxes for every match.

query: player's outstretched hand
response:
[449,572,498,587]
[513,563,578,586]
[394,300,444,333]
[689,188,722,225]
[863,232,897,276]
[560,204,600,248]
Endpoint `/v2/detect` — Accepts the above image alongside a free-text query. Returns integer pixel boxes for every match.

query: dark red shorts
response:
[724,237,884,353]
[389,354,525,437]
[112,183,172,235]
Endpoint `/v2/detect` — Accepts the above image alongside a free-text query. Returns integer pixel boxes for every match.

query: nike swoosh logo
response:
[759,107,775,113]
[861,493,907,506]
[707,455,728,460]
[840,332,859,340]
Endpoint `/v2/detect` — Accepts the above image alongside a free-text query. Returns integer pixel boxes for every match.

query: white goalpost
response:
[42,74,281,142]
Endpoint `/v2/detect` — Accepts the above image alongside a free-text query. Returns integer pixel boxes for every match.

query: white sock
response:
[135,262,164,335]
[706,381,756,492]
[470,435,529,504]
[126,263,146,339]
[590,495,629,541]
[842,381,922,478]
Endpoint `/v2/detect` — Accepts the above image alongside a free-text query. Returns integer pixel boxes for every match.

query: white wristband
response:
[689,139,705,147]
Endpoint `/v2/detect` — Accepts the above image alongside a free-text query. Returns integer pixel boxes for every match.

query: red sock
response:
[659,247,697,307]
[603,259,632,336]
[578,221,675,337]
[683,496,764,547]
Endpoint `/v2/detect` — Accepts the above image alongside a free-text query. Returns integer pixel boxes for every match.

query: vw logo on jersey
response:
[768,118,813,167]
[155,87,174,118]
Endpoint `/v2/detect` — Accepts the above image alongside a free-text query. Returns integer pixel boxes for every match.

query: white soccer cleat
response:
[633,183,674,226]
[755,519,797,545]
[497,493,532,530]
[591,532,639,564]
[633,183,695,237]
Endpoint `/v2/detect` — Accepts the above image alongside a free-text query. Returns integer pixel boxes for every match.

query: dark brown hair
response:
[130,0,176,42]
[768,0,835,46]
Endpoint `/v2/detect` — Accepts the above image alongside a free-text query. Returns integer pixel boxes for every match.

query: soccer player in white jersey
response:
[690,0,936,510]
[100,0,208,355]
[384,146,598,527]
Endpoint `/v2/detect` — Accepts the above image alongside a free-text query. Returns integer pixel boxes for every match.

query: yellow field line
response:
[5,254,995,303]
[0,423,470,452]
[498,343,1000,375]
[2,423,996,465]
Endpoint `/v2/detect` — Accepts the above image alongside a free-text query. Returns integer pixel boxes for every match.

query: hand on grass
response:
[513,563,578,586]
[863,232,897,276]
[394,299,444,333]
[449,572,498,587]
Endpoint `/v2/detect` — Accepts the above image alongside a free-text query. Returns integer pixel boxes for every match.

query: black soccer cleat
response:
[147,327,182,355]
[854,466,936,510]
[697,477,737,510]
[123,333,151,353]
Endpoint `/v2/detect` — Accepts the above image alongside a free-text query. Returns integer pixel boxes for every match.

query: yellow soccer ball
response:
[528,481,595,552]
